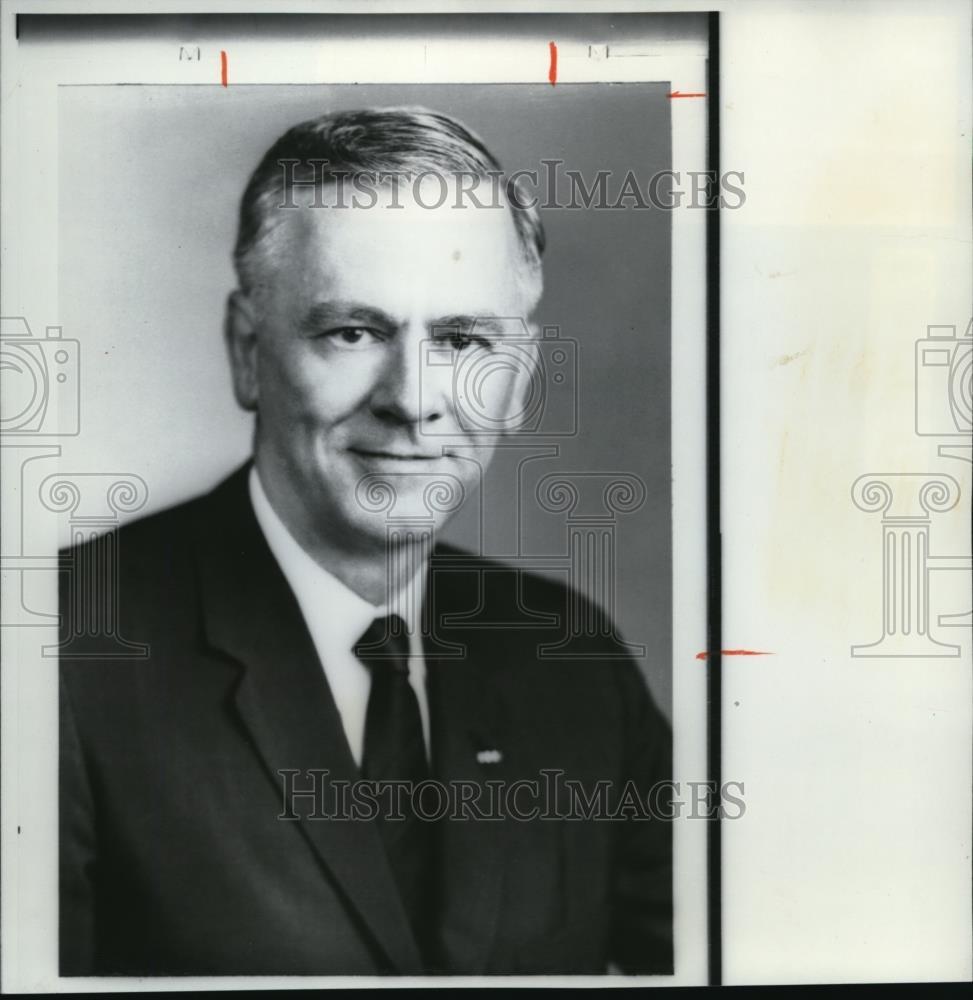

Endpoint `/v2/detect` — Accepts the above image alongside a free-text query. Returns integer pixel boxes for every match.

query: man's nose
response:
[369,326,449,426]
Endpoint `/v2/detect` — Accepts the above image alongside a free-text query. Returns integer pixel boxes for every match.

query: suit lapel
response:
[192,465,424,974]
[425,552,511,974]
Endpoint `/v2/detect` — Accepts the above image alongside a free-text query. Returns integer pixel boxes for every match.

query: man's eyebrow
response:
[429,315,511,336]
[299,301,399,332]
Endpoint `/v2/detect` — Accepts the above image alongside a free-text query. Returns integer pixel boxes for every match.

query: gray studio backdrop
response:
[58,82,673,716]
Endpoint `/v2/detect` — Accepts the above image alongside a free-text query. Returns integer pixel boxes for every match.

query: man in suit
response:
[60,108,673,976]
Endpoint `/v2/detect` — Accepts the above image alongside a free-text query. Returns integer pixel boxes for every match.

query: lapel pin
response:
[476,749,503,765]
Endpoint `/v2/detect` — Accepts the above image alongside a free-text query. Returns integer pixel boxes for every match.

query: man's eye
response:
[445,330,492,352]
[320,327,383,348]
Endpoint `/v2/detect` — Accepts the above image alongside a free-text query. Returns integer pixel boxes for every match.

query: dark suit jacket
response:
[60,464,672,976]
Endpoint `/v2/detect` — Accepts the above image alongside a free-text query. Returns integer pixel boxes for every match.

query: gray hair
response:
[233,107,545,305]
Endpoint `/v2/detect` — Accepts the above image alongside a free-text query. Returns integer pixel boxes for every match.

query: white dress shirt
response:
[248,467,430,767]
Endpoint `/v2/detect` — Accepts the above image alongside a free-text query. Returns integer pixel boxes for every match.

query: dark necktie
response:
[354,614,435,963]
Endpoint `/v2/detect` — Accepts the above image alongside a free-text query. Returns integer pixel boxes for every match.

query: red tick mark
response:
[548,42,557,86]
[220,50,228,87]
[668,91,706,99]
[695,649,773,661]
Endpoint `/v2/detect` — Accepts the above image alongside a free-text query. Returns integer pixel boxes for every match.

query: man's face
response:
[227,176,538,554]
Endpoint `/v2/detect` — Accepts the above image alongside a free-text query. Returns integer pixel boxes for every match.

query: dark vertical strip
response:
[705,9,723,988]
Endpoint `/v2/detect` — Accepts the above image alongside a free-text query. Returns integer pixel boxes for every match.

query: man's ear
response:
[224,290,260,412]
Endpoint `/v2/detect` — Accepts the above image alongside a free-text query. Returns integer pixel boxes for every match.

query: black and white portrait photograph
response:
[44,12,712,981]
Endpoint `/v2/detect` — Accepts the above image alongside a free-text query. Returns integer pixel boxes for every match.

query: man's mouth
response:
[348,447,447,462]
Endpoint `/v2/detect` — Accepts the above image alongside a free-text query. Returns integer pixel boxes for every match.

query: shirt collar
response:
[247,466,426,654]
